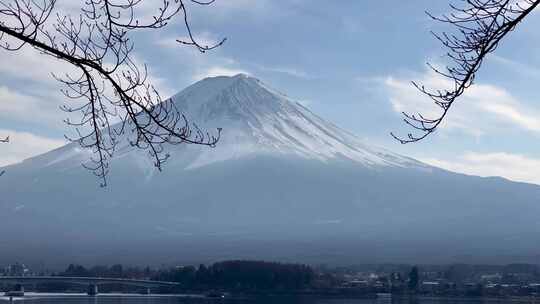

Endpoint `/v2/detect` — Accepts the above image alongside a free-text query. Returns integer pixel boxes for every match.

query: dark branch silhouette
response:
[0,0,224,186]
[0,135,7,176]
[392,0,540,144]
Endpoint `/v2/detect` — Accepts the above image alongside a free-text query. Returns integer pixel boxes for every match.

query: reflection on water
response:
[0,295,537,304]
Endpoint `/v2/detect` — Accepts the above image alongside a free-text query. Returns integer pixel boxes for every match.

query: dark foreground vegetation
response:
[3,261,316,295]
[153,260,314,291]
[4,261,540,298]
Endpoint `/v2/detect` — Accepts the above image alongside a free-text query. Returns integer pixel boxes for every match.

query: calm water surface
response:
[0,295,536,304]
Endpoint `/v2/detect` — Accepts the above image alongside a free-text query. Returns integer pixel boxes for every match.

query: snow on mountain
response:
[19,74,425,173]
[170,74,426,169]
[1,74,540,266]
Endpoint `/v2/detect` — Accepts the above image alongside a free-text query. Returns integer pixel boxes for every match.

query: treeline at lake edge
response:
[4,261,540,298]
[15,261,316,295]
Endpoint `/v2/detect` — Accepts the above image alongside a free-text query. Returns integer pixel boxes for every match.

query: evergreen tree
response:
[408,266,419,291]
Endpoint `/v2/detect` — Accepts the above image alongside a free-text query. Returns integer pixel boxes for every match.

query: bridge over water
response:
[0,276,181,296]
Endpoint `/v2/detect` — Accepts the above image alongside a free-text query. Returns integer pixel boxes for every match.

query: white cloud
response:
[483,102,540,131]
[192,66,249,81]
[0,130,65,167]
[423,152,540,185]
[255,65,310,79]
[0,86,66,127]
[0,47,175,128]
[386,68,540,137]
[0,47,76,85]
[491,54,540,78]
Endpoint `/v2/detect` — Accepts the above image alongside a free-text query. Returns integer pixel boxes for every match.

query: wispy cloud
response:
[0,86,63,125]
[192,66,249,81]
[0,129,65,167]
[491,54,540,78]
[386,68,540,137]
[255,65,311,79]
[0,47,76,85]
[423,152,540,185]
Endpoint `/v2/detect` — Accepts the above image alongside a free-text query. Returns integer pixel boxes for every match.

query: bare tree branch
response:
[391,0,540,144]
[0,135,9,176]
[0,0,224,186]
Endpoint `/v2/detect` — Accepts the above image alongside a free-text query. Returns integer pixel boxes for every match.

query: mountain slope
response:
[19,74,425,172]
[168,74,424,168]
[0,74,539,267]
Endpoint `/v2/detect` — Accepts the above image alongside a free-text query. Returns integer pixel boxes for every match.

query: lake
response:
[0,294,537,304]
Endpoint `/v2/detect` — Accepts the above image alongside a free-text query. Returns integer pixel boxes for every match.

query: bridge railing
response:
[0,276,181,296]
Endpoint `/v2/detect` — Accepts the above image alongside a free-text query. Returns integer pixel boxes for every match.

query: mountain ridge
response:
[158,74,428,170]
[7,74,427,173]
[0,74,539,266]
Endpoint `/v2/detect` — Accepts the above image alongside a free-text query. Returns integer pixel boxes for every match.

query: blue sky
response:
[1,0,540,184]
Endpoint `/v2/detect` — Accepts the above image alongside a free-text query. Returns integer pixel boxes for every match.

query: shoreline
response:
[394,295,540,303]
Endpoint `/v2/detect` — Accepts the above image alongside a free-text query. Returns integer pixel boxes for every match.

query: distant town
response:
[2,261,540,298]
[323,263,540,298]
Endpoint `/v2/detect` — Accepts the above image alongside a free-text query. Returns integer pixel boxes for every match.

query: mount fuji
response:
[1,74,540,267]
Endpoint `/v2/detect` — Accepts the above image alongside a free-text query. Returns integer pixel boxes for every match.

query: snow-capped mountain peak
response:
[10,74,424,172]
[168,74,424,169]
[2,75,540,266]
